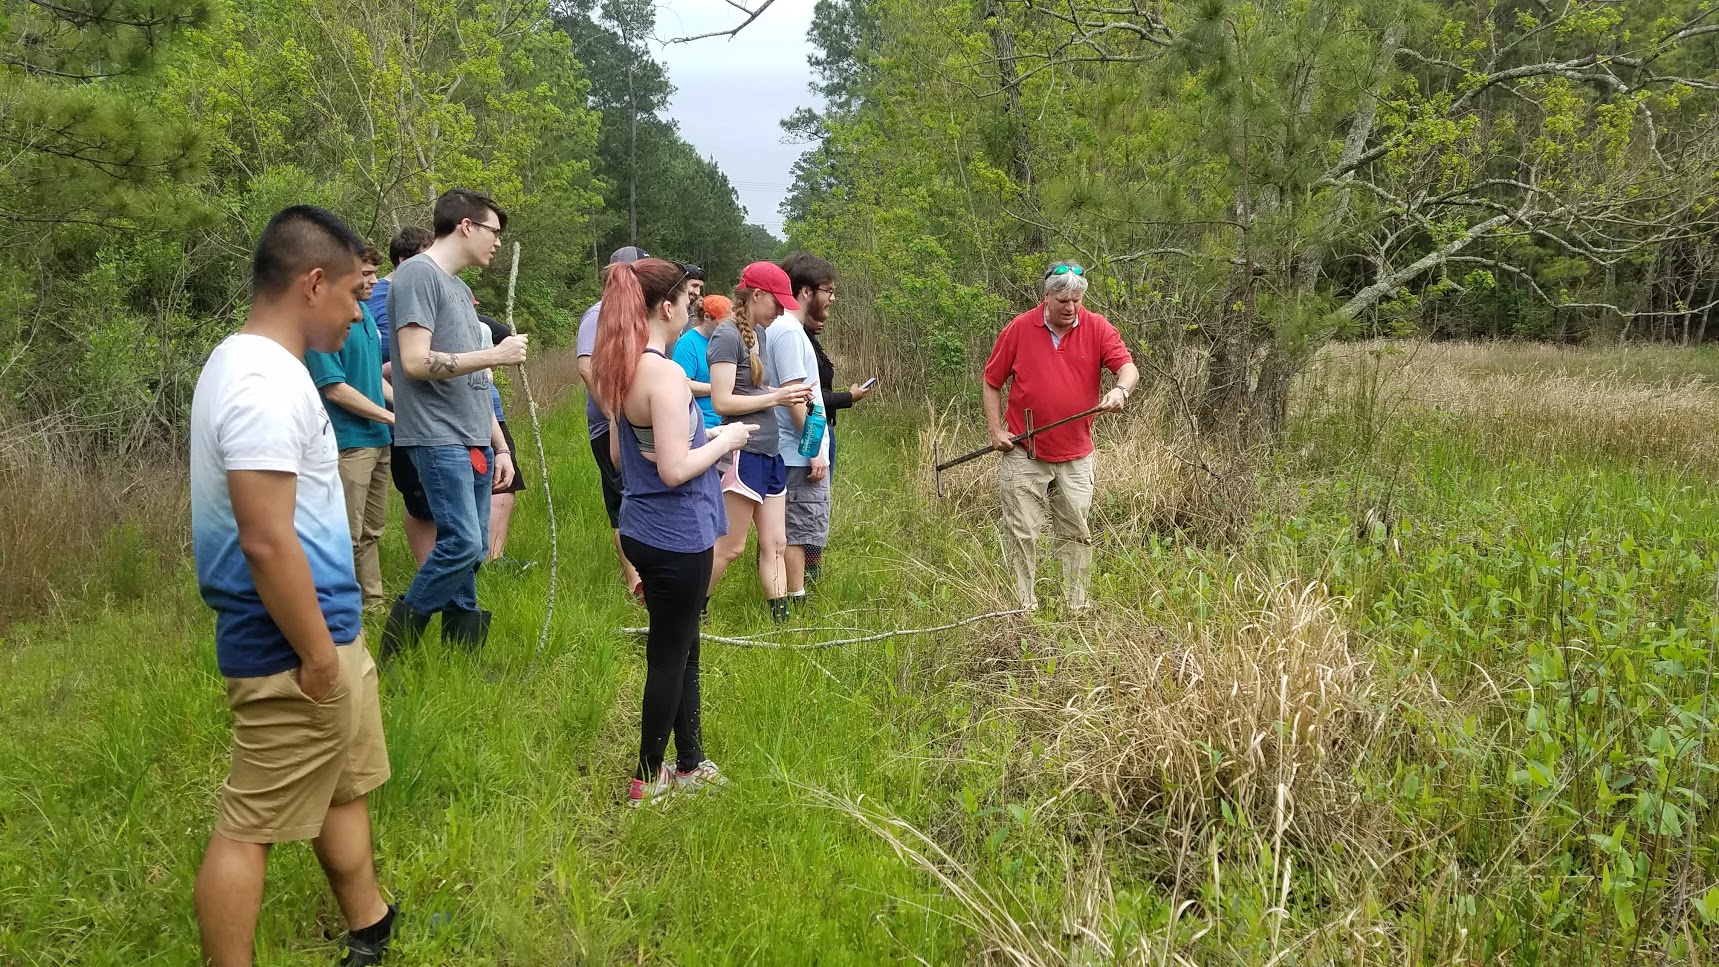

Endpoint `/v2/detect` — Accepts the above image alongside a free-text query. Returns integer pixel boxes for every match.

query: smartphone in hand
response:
[860,376,879,390]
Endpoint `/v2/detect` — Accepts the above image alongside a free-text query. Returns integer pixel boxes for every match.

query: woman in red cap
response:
[705,261,815,621]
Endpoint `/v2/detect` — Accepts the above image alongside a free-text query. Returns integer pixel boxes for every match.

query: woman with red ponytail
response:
[591,258,758,807]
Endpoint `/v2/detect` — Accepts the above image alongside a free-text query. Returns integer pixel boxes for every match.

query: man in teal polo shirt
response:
[306,244,396,612]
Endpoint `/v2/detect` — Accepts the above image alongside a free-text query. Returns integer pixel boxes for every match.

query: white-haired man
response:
[982,261,1139,611]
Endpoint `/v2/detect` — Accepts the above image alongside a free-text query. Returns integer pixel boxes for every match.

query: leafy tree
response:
[787,0,1719,438]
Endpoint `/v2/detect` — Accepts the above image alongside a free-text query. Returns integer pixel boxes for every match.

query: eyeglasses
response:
[467,220,503,238]
[1045,263,1086,279]
[816,286,836,296]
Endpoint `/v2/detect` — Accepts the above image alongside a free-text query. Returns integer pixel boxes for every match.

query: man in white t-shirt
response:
[190,206,397,965]
[767,253,835,603]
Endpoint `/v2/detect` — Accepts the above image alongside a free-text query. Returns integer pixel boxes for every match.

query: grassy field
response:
[4,341,1719,964]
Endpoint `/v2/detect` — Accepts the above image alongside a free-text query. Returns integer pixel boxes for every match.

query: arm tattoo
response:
[427,351,459,375]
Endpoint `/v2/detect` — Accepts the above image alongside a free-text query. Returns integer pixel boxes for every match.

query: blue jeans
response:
[402,444,493,613]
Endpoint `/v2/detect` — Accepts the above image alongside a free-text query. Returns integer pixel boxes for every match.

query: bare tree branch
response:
[658,0,777,44]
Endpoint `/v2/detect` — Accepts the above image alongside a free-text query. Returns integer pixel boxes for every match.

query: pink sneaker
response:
[628,765,677,808]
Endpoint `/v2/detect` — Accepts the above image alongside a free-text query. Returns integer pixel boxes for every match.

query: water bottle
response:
[798,401,827,459]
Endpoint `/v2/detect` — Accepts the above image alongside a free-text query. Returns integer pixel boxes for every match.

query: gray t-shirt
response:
[576,301,606,440]
[388,254,494,448]
[764,315,822,466]
[708,320,778,456]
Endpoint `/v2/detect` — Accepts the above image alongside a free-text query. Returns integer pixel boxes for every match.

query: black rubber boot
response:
[379,598,433,661]
[441,608,492,651]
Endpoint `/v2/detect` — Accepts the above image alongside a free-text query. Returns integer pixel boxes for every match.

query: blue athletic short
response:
[720,450,787,502]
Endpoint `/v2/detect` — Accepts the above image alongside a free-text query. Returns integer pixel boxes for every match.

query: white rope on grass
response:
[504,241,559,671]
[621,608,1030,651]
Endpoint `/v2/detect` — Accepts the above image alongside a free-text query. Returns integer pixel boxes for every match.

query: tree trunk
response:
[1198,282,1253,434]
[1251,345,1297,440]
[983,0,1032,191]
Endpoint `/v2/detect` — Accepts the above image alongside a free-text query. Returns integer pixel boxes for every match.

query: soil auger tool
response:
[932,404,1109,497]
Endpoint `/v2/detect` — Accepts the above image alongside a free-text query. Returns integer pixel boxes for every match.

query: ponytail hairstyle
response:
[730,286,766,382]
[591,257,692,415]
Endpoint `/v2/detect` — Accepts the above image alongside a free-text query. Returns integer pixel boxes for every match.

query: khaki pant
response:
[338,445,391,609]
[217,637,390,844]
[998,448,1094,610]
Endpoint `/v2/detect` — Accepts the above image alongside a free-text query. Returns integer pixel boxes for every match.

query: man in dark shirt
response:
[798,267,871,585]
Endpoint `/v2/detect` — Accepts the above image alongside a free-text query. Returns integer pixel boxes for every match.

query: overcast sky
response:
[654,0,819,239]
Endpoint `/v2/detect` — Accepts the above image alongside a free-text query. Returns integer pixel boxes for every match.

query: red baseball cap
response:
[738,261,800,311]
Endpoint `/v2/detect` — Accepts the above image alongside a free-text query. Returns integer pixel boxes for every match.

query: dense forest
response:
[783,0,1719,436]
[1,0,778,452]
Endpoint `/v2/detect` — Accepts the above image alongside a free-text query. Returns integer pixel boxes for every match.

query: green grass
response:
[5,343,1719,964]
[0,401,1019,965]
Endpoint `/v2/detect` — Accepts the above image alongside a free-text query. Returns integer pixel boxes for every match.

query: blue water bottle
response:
[798,402,827,459]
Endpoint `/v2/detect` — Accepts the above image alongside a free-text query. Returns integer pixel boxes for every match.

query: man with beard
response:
[768,253,846,601]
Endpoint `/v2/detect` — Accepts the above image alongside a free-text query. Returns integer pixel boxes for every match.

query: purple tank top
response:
[617,350,727,553]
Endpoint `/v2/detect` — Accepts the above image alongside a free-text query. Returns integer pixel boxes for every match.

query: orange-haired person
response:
[672,293,734,430]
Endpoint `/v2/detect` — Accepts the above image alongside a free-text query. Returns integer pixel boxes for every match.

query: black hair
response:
[389,226,433,267]
[780,252,834,299]
[432,188,508,238]
[251,205,365,300]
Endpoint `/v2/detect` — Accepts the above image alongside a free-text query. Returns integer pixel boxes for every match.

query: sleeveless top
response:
[617,349,727,553]
[628,404,699,454]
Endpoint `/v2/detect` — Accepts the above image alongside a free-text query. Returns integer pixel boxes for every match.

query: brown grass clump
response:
[1022,577,1378,848]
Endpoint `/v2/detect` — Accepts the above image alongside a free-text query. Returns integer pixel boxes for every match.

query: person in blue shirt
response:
[370,226,433,365]
[374,227,437,565]
[304,244,395,613]
[478,314,532,571]
[672,291,728,430]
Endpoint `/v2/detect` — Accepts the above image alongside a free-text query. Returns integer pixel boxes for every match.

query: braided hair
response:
[731,286,766,380]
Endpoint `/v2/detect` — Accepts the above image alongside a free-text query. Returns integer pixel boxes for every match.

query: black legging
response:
[620,535,713,780]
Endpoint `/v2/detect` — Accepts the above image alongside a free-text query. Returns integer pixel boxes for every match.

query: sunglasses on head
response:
[1045,263,1086,279]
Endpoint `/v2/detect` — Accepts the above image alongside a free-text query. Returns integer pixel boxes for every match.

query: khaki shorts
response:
[216,637,390,844]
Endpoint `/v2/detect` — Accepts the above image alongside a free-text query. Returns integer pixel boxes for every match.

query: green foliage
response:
[786,0,1719,437]
[1,0,779,447]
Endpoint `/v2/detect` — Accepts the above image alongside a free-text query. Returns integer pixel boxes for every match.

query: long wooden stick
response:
[505,242,560,670]
[621,608,1029,651]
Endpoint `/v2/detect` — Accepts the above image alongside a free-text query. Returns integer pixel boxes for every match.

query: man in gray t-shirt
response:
[381,188,529,658]
[389,256,494,447]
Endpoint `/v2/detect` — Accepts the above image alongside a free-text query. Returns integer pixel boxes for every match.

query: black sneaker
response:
[342,903,398,966]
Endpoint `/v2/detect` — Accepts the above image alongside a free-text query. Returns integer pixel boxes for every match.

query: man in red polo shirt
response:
[983,261,1139,611]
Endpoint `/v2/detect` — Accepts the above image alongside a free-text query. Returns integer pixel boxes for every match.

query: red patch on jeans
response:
[470,448,488,475]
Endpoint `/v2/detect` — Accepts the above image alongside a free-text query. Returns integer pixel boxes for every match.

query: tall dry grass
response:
[509,347,585,414]
[917,400,1261,544]
[1300,341,1719,473]
[0,349,585,634]
[0,418,187,632]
